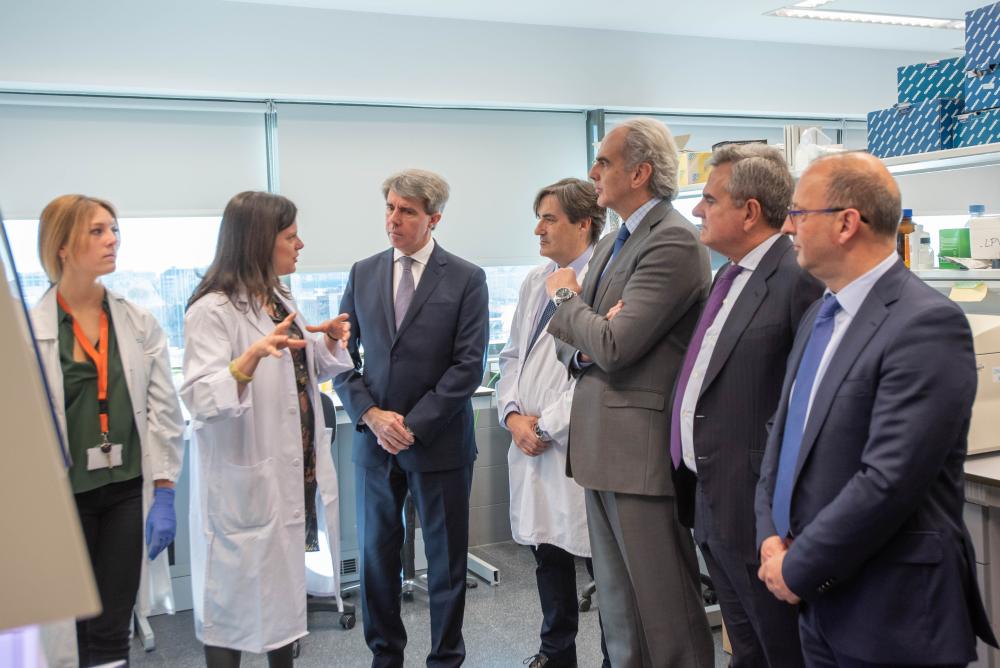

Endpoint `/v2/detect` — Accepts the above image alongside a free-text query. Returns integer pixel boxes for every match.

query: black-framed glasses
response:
[786,208,870,225]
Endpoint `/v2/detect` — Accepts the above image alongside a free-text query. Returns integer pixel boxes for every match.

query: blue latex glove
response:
[145,486,176,560]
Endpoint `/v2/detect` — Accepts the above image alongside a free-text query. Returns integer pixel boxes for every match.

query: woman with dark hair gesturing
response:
[181,191,353,668]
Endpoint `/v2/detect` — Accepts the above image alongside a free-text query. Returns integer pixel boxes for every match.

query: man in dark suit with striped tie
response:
[335,169,490,668]
[672,144,822,667]
[755,152,996,666]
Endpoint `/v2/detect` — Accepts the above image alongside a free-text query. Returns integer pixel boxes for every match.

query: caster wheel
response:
[467,579,478,589]
[702,590,718,605]
[291,639,301,659]
[340,614,356,630]
[579,598,592,612]
[342,590,353,599]
[402,591,414,602]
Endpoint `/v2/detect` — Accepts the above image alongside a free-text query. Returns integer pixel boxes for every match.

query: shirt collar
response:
[736,233,782,272]
[828,251,899,317]
[393,237,435,266]
[622,198,662,234]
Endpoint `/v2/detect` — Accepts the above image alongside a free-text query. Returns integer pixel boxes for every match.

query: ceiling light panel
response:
[769,7,965,30]
[792,0,836,8]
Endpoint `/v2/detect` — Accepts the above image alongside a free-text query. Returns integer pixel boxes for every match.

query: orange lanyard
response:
[57,292,112,444]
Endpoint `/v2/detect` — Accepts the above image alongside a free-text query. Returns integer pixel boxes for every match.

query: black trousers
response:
[74,476,144,667]
[694,483,804,668]
[530,544,610,667]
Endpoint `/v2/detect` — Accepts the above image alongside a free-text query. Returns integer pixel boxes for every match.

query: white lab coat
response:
[496,262,591,558]
[31,286,186,668]
[180,290,353,654]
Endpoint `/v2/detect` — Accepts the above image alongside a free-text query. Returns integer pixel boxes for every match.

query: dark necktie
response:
[597,224,632,286]
[771,295,842,537]
[394,256,415,330]
[525,297,557,355]
[669,263,744,469]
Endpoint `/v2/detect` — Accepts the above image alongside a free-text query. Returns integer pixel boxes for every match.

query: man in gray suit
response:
[673,144,822,668]
[545,117,714,667]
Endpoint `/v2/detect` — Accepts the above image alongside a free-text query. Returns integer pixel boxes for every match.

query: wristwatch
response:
[553,287,577,307]
[533,422,549,441]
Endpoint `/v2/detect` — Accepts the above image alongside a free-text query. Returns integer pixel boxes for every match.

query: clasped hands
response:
[363,407,414,455]
[757,535,800,604]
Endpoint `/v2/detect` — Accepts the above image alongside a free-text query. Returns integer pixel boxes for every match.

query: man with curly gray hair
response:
[545,118,714,667]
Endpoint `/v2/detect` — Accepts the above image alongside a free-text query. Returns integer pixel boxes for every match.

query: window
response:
[4,216,221,368]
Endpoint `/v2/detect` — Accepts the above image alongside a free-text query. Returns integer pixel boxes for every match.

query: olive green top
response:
[59,298,142,494]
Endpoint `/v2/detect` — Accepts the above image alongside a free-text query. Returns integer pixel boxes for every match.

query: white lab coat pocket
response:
[209,458,277,534]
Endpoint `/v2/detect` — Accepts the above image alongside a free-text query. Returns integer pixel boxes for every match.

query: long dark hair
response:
[187,191,296,312]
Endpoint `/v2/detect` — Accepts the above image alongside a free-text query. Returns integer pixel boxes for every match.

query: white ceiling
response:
[230,0,980,52]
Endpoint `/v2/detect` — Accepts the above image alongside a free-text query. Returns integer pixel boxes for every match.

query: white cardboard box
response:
[970,215,1000,260]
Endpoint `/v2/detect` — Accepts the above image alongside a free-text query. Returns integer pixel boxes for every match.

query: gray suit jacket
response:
[548,200,710,495]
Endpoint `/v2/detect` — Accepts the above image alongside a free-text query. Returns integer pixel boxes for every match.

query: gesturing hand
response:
[306,313,351,350]
[253,312,308,359]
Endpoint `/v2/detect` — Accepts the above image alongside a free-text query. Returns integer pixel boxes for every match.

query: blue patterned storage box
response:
[965,65,1000,111]
[955,108,1000,147]
[966,2,1000,71]
[897,57,966,103]
[867,98,963,158]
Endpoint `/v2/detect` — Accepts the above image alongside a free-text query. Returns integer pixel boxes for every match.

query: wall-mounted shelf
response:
[913,269,1000,282]
[673,143,1000,201]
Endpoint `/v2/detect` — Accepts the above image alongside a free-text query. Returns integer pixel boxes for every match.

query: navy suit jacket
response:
[333,242,489,473]
[755,259,996,664]
[674,235,823,559]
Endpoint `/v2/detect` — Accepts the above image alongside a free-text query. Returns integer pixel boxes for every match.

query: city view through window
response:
[4,217,535,371]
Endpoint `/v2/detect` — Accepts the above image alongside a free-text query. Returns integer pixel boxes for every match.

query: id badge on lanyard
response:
[57,292,123,470]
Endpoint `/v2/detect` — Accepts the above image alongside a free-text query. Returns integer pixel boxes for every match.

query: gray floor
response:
[129,541,728,667]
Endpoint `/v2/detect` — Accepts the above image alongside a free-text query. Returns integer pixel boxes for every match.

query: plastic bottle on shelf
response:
[967,204,986,227]
[909,223,931,270]
[916,236,935,270]
[897,208,914,267]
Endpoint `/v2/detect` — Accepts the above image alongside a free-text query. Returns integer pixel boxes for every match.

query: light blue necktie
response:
[771,295,842,538]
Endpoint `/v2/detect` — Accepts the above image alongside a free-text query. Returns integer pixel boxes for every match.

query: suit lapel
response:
[791,263,904,483]
[583,237,614,306]
[393,243,447,344]
[699,237,788,396]
[378,250,396,337]
[593,201,668,308]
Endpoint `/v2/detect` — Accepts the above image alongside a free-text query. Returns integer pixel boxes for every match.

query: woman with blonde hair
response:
[32,194,185,667]
[181,191,353,667]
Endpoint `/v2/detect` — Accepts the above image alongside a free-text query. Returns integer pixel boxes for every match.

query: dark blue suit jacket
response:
[755,259,996,664]
[333,242,489,473]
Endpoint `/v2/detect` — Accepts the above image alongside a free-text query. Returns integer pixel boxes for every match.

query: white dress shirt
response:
[392,237,435,298]
[680,233,783,472]
[805,251,899,419]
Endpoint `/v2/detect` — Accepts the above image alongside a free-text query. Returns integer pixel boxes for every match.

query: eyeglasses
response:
[786,208,870,225]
